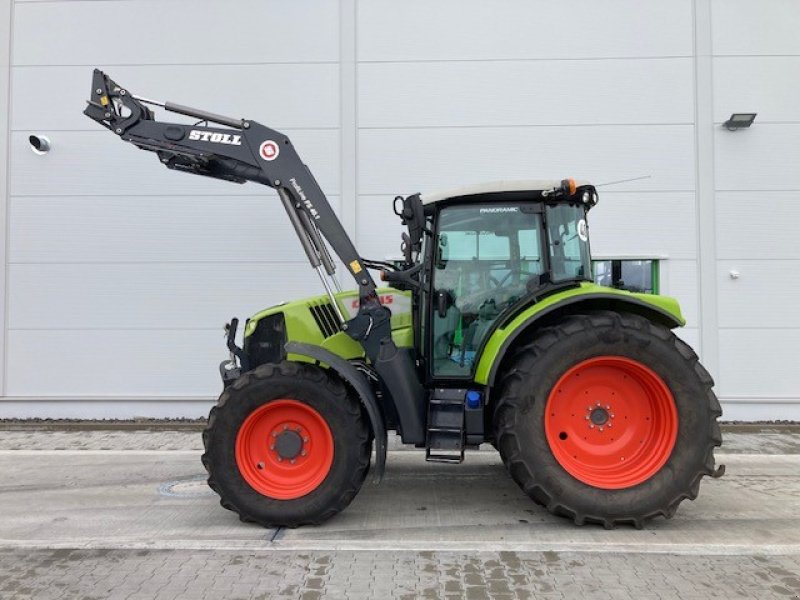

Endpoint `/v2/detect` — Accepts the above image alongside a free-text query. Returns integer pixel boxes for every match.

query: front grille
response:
[244,313,286,368]
[309,302,342,338]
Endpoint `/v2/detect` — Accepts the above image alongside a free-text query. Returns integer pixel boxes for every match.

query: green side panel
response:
[244,288,413,364]
[473,282,685,385]
[391,325,414,349]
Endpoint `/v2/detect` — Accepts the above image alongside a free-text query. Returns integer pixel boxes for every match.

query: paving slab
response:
[2,548,799,600]
[1,428,799,599]
[0,449,798,555]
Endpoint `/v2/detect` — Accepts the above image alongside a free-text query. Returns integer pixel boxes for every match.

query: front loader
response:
[84,70,722,529]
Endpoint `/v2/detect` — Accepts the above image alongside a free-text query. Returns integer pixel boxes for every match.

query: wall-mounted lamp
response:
[723,113,757,131]
[29,134,52,155]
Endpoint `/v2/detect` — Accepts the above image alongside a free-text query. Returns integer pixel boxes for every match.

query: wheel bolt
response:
[270,445,275,450]
[608,423,613,428]
[277,457,283,462]
[599,427,604,432]
[290,459,296,464]
[301,450,307,457]
[296,427,302,433]
[271,432,277,438]
[605,405,611,410]
[584,416,590,420]
[589,424,595,429]
[283,425,288,431]
[257,462,264,470]
[303,437,309,443]
[611,414,615,419]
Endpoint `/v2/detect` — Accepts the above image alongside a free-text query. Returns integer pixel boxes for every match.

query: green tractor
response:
[85,70,722,529]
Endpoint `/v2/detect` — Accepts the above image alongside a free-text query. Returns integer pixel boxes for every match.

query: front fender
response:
[474,282,685,385]
[284,341,387,484]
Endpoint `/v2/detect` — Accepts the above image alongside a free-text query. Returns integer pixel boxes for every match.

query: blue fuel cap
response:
[465,390,482,409]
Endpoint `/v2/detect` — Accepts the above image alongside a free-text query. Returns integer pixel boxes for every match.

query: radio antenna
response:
[595,175,652,187]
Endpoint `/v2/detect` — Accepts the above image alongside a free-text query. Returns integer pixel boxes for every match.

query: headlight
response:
[581,190,599,206]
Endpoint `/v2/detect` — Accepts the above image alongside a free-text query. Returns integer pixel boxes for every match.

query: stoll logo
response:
[188,130,242,145]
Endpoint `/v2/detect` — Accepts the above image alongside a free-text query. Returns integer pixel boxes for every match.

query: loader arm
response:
[84,69,426,443]
[85,70,372,298]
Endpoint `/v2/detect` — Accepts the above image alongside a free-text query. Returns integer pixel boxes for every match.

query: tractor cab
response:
[389,179,598,378]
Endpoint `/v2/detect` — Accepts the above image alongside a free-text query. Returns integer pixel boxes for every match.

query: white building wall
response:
[3,0,343,416]
[711,0,800,419]
[0,0,798,419]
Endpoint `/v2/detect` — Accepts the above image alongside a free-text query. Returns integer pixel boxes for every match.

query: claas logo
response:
[351,294,395,309]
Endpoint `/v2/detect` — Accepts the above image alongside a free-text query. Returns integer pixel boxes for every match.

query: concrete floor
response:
[1,450,799,554]
[1,428,799,598]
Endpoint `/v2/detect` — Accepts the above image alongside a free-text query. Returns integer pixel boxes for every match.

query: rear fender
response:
[474,284,685,388]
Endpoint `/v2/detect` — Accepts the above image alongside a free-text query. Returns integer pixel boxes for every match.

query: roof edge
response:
[420,179,591,205]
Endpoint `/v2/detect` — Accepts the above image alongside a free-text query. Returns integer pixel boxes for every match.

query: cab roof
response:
[420,179,591,205]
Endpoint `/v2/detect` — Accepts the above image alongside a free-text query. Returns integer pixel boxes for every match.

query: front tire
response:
[494,311,722,528]
[202,361,370,528]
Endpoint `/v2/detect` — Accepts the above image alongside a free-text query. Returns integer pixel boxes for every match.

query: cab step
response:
[426,388,466,463]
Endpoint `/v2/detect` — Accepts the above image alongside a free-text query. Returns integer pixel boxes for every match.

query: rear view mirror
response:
[395,194,425,265]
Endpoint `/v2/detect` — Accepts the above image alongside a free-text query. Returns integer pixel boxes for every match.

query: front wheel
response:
[202,361,370,528]
[494,311,722,528]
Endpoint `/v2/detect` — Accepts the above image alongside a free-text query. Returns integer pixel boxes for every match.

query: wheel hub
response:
[589,407,610,426]
[274,429,304,460]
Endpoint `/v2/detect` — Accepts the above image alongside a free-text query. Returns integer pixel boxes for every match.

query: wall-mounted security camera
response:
[28,134,51,155]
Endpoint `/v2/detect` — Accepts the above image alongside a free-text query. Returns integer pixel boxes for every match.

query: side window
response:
[438,231,510,262]
[518,229,540,260]
[593,259,659,294]
[546,204,591,282]
[478,231,510,260]
[439,231,473,261]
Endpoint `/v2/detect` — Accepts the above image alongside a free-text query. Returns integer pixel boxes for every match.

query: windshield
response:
[546,204,592,283]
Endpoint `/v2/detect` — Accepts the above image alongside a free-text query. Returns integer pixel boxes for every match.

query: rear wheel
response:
[202,361,370,528]
[494,311,721,528]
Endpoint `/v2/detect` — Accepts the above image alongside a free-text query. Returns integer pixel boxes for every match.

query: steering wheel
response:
[489,267,537,289]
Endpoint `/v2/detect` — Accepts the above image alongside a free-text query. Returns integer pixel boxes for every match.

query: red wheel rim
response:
[235,399,334,500]
[544,356,678,489]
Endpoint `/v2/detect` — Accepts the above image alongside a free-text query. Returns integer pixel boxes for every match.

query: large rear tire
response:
[494,311,722,528]
[202,361,370,528]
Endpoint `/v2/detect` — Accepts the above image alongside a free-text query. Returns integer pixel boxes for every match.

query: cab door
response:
[429,203,545,378]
